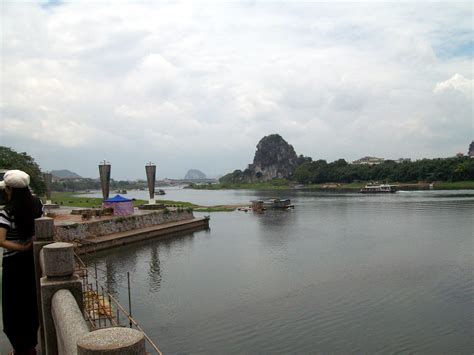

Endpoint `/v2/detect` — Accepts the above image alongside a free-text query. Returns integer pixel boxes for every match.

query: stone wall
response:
[56,210,194,242]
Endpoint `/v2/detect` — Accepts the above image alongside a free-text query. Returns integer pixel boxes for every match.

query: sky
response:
[1,1,472,180]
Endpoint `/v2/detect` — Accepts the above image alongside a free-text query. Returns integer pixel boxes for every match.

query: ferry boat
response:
[360,184,397,193]
[157,189,166,195]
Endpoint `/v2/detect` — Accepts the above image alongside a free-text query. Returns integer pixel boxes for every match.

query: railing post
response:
[77,327,146,354]
[34,217,55,355]
[40,242,83,355]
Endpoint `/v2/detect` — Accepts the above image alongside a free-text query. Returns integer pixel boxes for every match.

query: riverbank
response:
[186,180,474,191]
[50,192,239,212]
[76,217,210,254]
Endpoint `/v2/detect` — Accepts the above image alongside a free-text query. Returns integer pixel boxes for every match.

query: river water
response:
[1,189,471,353]
[77,188,473,354]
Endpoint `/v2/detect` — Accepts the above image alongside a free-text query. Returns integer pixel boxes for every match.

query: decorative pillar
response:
[99,161,111,201]
[145,163,156,205]
[34,217,56,355]
[43,172,53,204]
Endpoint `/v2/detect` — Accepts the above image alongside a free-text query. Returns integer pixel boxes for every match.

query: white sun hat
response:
[0,170,30,189]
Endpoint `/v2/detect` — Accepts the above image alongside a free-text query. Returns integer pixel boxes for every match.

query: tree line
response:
[292,156,474,184]
[0,146,150,194]
[51,179,148,192]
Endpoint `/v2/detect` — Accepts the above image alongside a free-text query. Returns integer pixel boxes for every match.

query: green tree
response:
[294,163,312,184]
[0,146,46,194]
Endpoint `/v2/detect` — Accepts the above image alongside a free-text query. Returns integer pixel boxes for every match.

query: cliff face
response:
[220,134,298,183]
[249,134,298,181]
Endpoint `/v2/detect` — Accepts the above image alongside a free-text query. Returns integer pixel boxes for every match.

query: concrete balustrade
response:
[52,289,90,354]
[40,241,83,355]
[35,218,147,355]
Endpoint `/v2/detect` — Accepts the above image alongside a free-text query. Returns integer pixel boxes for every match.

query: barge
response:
[251,199,294,210]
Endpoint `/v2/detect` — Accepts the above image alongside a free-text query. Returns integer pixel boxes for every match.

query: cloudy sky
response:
[1,1,472,179]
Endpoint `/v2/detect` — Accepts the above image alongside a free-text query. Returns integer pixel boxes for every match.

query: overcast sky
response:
[1,1,472,180]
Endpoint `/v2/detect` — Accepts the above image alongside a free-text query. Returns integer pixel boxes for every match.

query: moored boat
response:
[251,198,294,210]
[360,184,397,193]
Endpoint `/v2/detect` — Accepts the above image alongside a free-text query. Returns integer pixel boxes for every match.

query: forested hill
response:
[51,169,82,179]
[220,135,474,185]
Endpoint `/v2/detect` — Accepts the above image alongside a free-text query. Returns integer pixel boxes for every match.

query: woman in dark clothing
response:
[0,170,43,355]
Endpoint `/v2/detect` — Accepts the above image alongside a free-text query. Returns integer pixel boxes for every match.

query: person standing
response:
[0,170,43,355]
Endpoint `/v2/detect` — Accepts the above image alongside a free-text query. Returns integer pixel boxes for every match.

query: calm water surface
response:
[79,190,474,354]
[53,190,474,352]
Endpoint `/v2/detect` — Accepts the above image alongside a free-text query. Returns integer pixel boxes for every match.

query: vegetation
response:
[190,156,474,191]
[431,181,474,190]
[50,192,207,209]
[188,179,291,190]
[50,192,147,208]
[51,179,150,192]
[293,156,474,184]
[194,206,236,212]
[153,199,198,208]
[49,193,242,212]
[304,182,366,191]
[0,146,46,194]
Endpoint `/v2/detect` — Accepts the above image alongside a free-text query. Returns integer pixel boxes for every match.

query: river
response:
[1,188,472,353]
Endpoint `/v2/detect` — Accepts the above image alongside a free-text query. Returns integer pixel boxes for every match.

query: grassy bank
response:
[432,181,474,190]
[50,192,197,208]
[304,182,366,191]
[187,179,292,190]
[50,192,237,212]
[50,193,113,208]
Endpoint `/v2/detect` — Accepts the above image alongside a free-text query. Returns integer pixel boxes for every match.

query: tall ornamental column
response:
[42,172,53,205]
[99,161,111,201]
[145,162,156,205]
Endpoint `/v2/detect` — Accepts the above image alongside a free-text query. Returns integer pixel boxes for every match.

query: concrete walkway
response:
[76,217,209,254]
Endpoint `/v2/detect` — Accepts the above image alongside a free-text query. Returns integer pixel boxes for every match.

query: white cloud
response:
[434,74,473,97]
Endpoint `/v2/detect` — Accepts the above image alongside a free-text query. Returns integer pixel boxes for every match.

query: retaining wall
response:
[56,210,194,241]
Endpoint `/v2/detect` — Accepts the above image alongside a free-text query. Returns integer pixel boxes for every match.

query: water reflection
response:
[255,209,297,250]
[104,257,120,295]
[156,231,196,251]
[147,245,162,292]
[84,231,199,296]
[256,209,296,227]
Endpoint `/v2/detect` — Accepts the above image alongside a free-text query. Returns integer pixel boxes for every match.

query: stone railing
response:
[34,217,146,355]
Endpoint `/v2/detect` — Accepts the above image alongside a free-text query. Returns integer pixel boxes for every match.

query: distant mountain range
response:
[51,169,82,179]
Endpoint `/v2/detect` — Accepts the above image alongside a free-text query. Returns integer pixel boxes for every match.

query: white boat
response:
[360,184,397,193]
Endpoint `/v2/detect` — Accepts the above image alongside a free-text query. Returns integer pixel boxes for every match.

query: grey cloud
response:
[1,1,472,179]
